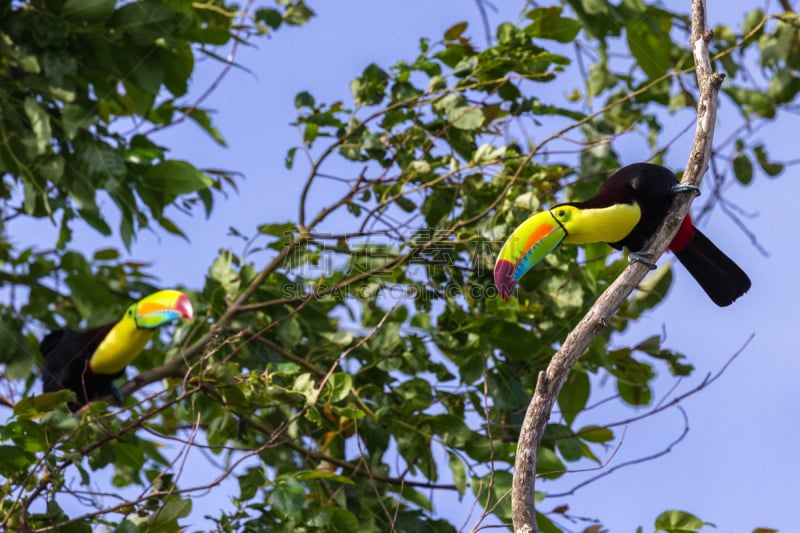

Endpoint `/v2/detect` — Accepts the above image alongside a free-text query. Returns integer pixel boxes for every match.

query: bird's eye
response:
[557,209,565,218]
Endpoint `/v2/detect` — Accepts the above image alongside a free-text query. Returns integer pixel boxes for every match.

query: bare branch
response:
[547,407,690,499]
[474,0,495,47]
[510,1,726,531]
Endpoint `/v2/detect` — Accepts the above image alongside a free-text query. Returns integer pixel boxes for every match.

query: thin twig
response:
[546,407,690,499]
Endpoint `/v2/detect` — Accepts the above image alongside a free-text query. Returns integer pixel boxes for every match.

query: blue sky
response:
[13,1,799,530]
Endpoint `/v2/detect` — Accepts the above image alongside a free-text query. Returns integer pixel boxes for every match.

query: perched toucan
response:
[40,290,194,411]
[494,163,751,306]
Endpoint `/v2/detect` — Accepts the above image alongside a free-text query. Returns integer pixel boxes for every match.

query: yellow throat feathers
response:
[557,203,641,245]
[89,317,154,375]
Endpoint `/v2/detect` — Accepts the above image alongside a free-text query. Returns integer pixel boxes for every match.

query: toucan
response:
[494,163,751,306]
[40,290,194,411]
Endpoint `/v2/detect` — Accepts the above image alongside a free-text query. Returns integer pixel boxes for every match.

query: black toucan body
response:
[494,163,751,306]
[41,290,193,411]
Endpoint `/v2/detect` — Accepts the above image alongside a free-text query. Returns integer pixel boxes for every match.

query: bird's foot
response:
[629,251,657,270]
[109,383,125,406]
[671,184,701,197]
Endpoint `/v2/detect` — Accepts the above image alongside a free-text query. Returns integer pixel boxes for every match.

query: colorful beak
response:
[494,210,567,300]
[134,290,194,329]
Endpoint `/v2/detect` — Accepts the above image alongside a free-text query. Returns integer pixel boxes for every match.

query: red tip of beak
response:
[494,259,515,301]
[176,294,194,320]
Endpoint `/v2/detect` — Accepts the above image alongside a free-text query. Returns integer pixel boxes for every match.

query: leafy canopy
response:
[0,0,792,531]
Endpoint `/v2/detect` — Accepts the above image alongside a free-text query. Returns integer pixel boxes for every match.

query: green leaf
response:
[326,373,352,402]
[351,64,389,106]
[79,142,126,178]
[557,370,589,425]
[111,2,178,45]
[320,507,360,533]
[396,196,417,212]
[733,154,753,185]
[724,87,776,118]
[448,106,484,130]
[209,250,240,295]
[277,316,303,349]
[430,414,473,448]
[396,484,433,511]
[112,442,146,472]
[114,521,140,533]
[156,216,188,240]
[39,155,65,183]
[435,94,484,130]
[62,104,94,140]
[766,68,800,104]
[14,391,76,418]
[428,75,447,92]
[187,108,226,146]
[258,221,296,237]
[470,471,513,522]
[140,498,192,533]
[473,143,507,164]
[742,8,766,38]
[56,211,73,249]
[486,366,529,410]
[626,15,672,80]
[24,97,52,156]
[655,510,706,532]
[628,262,672,315]
[0,445,36,477]
[126,54,163,95]
[161,42,194,97]
[536,511,564,533]
[284,2,315,26]
[65,272,118,324]
[753,144,784,177]
[62,0,116,24]
[444,21,468,40]
[93,248,120,261]
[292,373,317,404]
[256,8,283,30]
[618,380,652,406]
[293,469,355,485]
[536,446,566,479]
[525,7,582,42]
[268,477,305,517]
[79,209,113,236]
[548,424,584,462]
[394,377,432,414]
[129,134,166,163]
[588,59,616,96]
[295,91,315,109]
[447,452,467,496]
[452,55,478,78]
[143,160,213,196]
[238,467,267,501]
[578,425,614,443]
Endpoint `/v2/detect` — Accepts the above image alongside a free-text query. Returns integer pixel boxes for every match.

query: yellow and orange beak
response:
[494,210,568,300]
[133,290,194,329]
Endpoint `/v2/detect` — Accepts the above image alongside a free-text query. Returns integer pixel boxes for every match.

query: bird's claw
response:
[671,184,701,197]
[629,251,657,270]
[109,383,124,405]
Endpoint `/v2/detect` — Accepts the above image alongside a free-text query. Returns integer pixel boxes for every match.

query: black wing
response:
[604,163,677,251]
[40,323,117,408]
[625,163,677,200]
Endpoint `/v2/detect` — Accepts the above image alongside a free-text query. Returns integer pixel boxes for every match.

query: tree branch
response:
[510,1,725,531]
[547,407,690,500]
